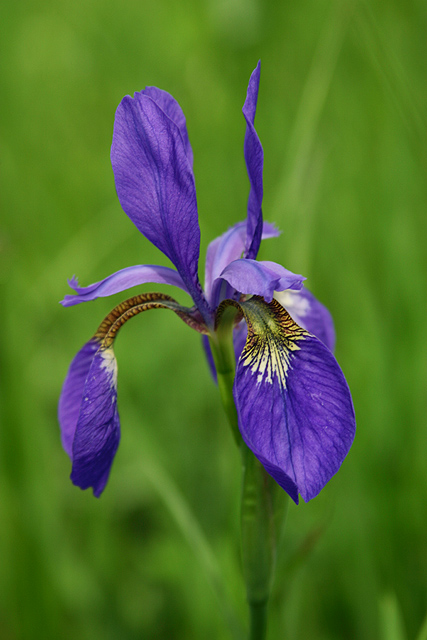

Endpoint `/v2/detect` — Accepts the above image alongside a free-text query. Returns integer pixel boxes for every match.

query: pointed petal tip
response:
[68,275,79,289]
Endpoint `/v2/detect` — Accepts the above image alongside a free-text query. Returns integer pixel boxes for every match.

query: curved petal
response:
[111,91,211,322]
[233,297,355,504]
[61,265,189,307]
[219,258,305,302]
[204,221,279,305]
[243,61,264,260]
[275,288,336,352]
[142,86,193,168]
[58,338,100,457]
[70,347,120,498]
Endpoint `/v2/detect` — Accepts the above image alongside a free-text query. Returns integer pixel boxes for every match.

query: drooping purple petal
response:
[111,91,211,322]
[70,347,121,498]
[275,288,336,352]
[61,265,189,307]
[219,258,305,302]
[204,221,279,306]
[58,338,100,457]
[233,297,355,503]
[243,61,264,260]
[142,86,193,168]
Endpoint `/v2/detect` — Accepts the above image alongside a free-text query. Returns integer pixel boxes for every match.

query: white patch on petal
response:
[274,290,310,321]
[100,348,118,388]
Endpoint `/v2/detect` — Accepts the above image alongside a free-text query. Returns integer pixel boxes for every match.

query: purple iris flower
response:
[58,62,355,504]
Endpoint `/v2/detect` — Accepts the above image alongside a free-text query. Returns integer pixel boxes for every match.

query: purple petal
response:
[219,259,305,302]
[71,347,121,497]
[243,62,264,260]
[142,86,193,168]
[58,338,100,457]
[61,265,189,307]
[111,91,210,321]
[201,335,217,382]
[204,221,279,306]
[233,298,355,503]
[275,288,336,352]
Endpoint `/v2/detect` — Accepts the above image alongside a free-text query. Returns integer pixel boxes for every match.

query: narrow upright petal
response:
[219,258,304,302]
[70,347,120,497]
[111,91,211,321]
[275,288,336,352]
[61,265,189,307]
[58,338,101,457]
[226,297,355,503]
[242,61,264,260]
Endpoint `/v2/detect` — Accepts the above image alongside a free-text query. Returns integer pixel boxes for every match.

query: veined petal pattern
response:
[231,297,355,503]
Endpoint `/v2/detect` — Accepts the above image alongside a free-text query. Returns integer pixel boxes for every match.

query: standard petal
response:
[204,221,279,306]
[233,297,355,504]
[111,91,210,321]
[70,347,120,497]
[142,86,193,168]
[275,288,336,352]
[61,265,189,307]
[58,338,100,457]
[219,258,305,302]
[243,61,264,260]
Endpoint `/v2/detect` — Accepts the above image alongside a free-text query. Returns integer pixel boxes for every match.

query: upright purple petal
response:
[275,288,336,352]
[58,338,101,457]
[233,297,355,503]
[111,91,211,322]
[243,62,264,260]
[142,87,193,168]
[219,258,305,302]
[71,347,120,497]
[204,221,279,306]
[61,265,189,307]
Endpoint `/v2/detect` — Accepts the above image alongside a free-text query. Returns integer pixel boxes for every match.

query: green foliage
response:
[1,0,426,638]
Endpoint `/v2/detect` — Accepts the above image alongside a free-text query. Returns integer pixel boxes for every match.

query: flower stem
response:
[249,601,268,640]
[209,308,242,446]
[240,443,288,640]
[211,313,289,640]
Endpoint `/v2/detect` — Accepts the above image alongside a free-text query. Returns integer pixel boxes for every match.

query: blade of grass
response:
[122,430,245,640]
[272,0,352,245]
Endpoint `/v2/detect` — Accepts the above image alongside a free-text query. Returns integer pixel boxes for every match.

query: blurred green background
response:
[1,0,427,638]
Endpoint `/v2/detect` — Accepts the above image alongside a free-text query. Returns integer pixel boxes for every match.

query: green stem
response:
[240,444,288,640]
[209,307,242,445]
[210,314,289,640]
[249,601,268,640]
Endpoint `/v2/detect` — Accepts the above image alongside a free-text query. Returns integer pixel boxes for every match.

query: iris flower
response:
[59,62,355,504]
